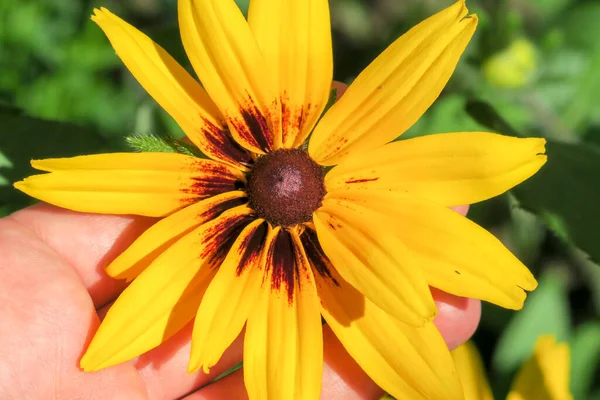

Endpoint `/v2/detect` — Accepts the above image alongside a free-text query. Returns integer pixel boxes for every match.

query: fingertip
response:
[332,81,348,99]
[322,326,385,400]
[431,288,481,350]
[450,204,470,217]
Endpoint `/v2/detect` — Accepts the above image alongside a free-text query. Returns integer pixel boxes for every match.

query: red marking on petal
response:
[180,161,245,204]
[235,221,268,276]
[345,177,379,184]
[198,196,248,221]
[326,137,350,159]
[228,98,277,152]
[200,117,253,166]
[265,229,298,303]
[280,95,313,146]
[201,213,255,266]
[300,227,338,286]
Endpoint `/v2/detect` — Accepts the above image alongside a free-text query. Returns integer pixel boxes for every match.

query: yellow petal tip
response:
[12,180,36,197]
[79,355,98,373]
[529,276,539,290]
[90,8,103,21]
[466,13,479,26]
[30,158,54,171]
[12,181,25,191]
[187,362,200,374]
[91,7,114,24]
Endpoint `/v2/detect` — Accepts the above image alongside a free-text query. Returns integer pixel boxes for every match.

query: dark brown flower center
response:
[246,148,325,227]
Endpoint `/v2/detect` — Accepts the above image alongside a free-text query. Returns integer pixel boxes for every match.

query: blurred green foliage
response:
[1,0,599,397]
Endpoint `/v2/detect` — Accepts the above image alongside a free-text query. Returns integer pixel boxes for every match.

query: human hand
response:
[0,202,479,399]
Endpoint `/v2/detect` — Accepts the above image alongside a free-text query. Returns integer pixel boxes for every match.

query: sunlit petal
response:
[179,0,282,153]
[328,190,537,309]
[248,0,333,147]
[14,153,245,217]
[189,219,269,373]
[107,191,247,281]
[507,336,572,400]
[307,241,462,399]
[309,0,477,165]
[314,198,436,326]
[244,228,323,399]
[451,342,494,400]
[325,132,547,207]
[80,205,254,371]
[92,8,251,167]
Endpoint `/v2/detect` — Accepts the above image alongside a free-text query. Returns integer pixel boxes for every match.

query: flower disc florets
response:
[247,148,325,227]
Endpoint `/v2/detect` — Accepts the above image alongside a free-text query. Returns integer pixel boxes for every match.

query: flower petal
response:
[91,8,251,167]
[309,248,463,400]
[331,190,537,310]
[80,205,254,371]
[325,132,547,207]
[451,342,495,400]
[178,0,281,153]
[188,219,269,374]
[309,0,477,165]
[314,198,436,326]
[13,153,245,217]
[507,336,572,400]
[244,228,323,400]
[248,0,333,147]
[107,191,247,281]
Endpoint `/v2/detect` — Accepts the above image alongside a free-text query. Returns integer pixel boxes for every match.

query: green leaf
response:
[0,107,113,209]
[512,142,600,262]
[570,322,600,399]
[126,133,203,158]
[465,99,524,138]
[493,271,571,373]
[560,3,600,50]
[466,99,600,263]
[146,23,190,69]
[508,195,546,266]
[529,0,573,22]
[402,95,486,139]
[209,361,243,385]
[134,101,160,134]
[234,0,250,16]
[549,4,600,133]
[560,46,600,133]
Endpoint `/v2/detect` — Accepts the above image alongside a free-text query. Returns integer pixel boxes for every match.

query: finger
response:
[431,288,481,350]
[189,289,481,399]
[451,204,470,216]
[136,325,245,400]
[8,203,156,307]
[332,81,348,98]
[94,300,245,400]
[182,369,248,400]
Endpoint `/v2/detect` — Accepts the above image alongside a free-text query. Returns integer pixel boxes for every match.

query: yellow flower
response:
[452,336,572,400]
[483,38,537,88]
[13,0,546,398]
